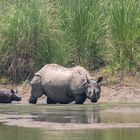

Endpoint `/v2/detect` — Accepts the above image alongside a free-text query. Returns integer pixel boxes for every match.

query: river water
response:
[0,103,140,140]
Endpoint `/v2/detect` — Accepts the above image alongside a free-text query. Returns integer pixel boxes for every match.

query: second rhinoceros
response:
[29,64,103,104]
[0,89,21,103]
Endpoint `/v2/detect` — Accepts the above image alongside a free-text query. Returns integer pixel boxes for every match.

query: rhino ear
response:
[82,75,90,86]
[16,89,18,93]
[11,89,15,94]
[97,76,103,83]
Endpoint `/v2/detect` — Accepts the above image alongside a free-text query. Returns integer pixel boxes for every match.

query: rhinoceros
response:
[0,89,21,103]
[29,64,103,104]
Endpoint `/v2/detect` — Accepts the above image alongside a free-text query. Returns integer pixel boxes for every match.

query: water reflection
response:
[0,104,140,140]
[0,123,140,140]
[32,105,101,124]
[0,123,43,140]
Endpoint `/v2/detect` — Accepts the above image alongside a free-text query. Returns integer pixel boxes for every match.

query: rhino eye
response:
[88,91,92,95]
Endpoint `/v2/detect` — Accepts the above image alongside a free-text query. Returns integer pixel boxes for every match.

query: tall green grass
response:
[0,0,140,82]
[109,0,140,71]
[0,0,64,81]
[58,0,108,68]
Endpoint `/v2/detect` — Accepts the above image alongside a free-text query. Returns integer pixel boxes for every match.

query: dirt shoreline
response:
[0,80,140,104]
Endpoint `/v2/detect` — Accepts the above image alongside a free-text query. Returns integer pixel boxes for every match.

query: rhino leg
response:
[29,95,37,104]
[74,94,86,104]
[47,97,57,104]
[29,85,44,104]
[29,75,43,104]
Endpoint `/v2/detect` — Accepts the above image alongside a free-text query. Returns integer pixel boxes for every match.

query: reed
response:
[109,0,140,71]
[0,0,64,81]
[58,0,108,68]
[0,0,140,82]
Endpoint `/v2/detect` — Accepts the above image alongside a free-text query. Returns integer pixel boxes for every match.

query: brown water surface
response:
[0,103,140,140]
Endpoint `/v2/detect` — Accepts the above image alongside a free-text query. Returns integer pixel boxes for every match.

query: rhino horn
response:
[16,89,18,93]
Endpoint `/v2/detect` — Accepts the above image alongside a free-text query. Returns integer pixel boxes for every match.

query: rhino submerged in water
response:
[29,64,103,104]
[0,89,21,103]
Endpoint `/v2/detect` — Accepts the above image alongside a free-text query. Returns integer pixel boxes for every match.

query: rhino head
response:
[82,76,103,103]
[11,89,22,101]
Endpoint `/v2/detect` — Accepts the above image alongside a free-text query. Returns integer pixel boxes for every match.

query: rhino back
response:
[74,66,90,78]
[40,64,74,86]
[0,91,12,103]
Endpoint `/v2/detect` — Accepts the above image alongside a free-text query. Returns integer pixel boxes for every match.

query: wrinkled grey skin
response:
[29,64,103,104]
[0,89,21,103]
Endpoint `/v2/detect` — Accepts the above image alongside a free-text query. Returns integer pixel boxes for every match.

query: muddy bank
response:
[100,84,140,103]
[0,83,140,104]
[0,73,140,104]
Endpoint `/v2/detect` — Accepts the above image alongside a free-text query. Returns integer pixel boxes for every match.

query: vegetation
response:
[109,0,140,71]
[0,0,140,82]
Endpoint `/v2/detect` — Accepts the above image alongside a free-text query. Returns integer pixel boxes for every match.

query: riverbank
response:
[0,71,140,104]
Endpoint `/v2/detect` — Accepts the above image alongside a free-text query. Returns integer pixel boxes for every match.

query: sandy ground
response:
[0,78,140,104]
[101,84,140,103]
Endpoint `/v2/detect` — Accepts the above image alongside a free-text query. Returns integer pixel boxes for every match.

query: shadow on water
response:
[31,104,140,124]
[0,103,140,140]
[32,105,101,124]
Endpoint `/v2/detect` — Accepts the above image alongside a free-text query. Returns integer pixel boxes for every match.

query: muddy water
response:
[0,103,140,140]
